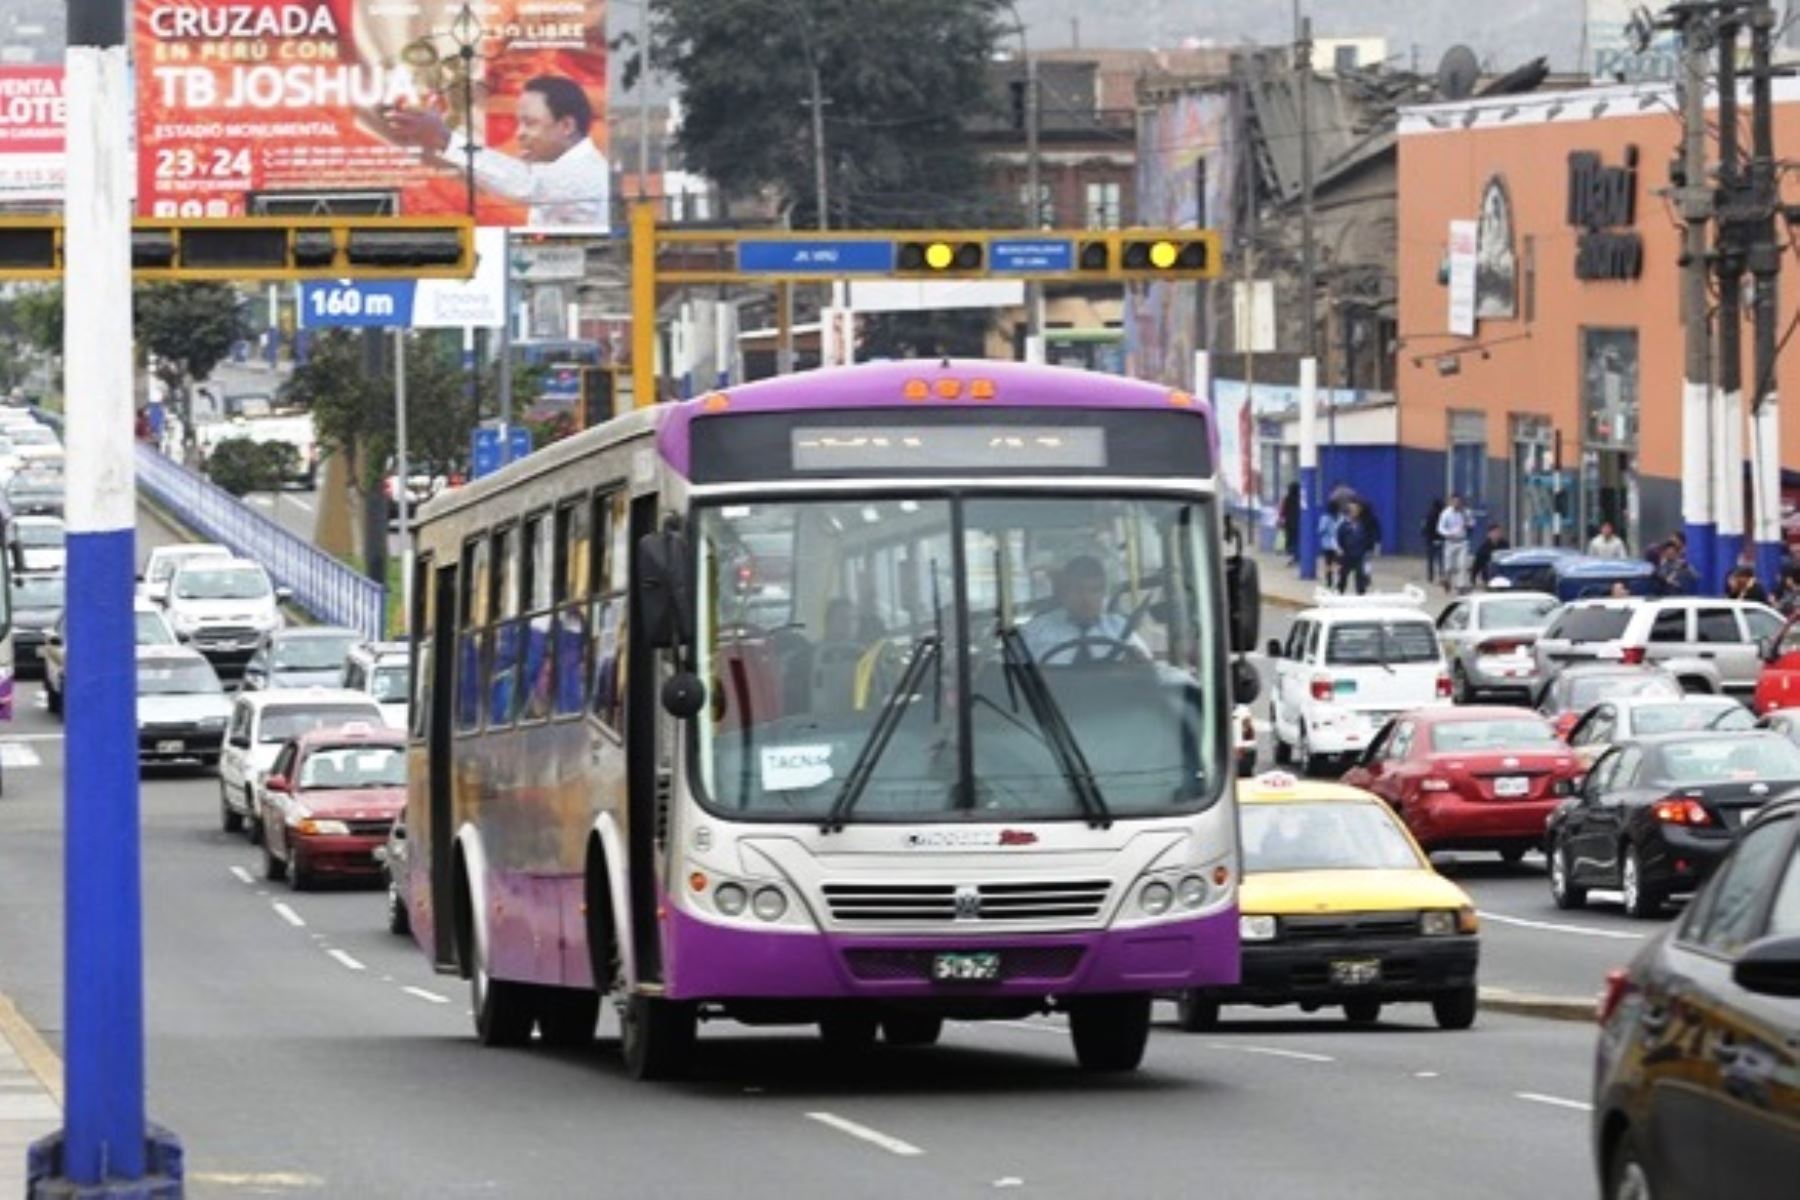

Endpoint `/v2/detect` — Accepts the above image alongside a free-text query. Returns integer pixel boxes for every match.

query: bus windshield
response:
[694,493,1224,824]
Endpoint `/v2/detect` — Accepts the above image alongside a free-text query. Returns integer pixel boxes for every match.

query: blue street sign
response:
[471,425,535,479]
[990,239,1074,273]
[739,239,897,274]
[299,280,416,328]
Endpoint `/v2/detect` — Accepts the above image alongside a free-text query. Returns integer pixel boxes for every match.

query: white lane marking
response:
[1206,1042,1335,1064]
[326,949,365,972]
[229,866,254,885]
[1516,1092,1593,1113]
[0,744,40,768]
[993,1179,1025,1190]
[987,1020,1065,1037]
[403,986,450,1005]
[1477,910,1645,942]
[1415,1071,1440,1079]
[4,732,64,742]
[271,902,305,928]
[805,1111,925,1158]
[291,497,315,513]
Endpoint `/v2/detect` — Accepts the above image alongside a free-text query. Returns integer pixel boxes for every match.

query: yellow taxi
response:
[1174,771,1481,1031]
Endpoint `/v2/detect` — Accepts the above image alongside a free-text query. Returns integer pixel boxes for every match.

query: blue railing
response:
[133,444,387,639]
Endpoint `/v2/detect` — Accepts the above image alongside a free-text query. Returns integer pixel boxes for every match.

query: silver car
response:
[1566,693,1758,768]
[1436,590,1559,702]
[136,646,232,768]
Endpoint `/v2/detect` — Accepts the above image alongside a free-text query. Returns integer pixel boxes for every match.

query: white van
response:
[1268,587,1453,774]
[165,556,288,677]
[218,688,387,840]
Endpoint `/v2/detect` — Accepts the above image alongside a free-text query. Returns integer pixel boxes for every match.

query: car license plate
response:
[1329,958,1381,986]
[155,740,183,753]
[932,952,1000,982]
[1494,776,1530,797]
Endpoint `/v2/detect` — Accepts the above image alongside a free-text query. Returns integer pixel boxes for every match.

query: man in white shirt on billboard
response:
[381,75,609,228]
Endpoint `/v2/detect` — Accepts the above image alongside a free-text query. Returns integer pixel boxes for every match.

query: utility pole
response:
[1024,44,1044,359]
[1749,0,1784,586]
[32,0,183,1190]
[1715,9,1747,583]
[1674,8,1717,587]
[1296,5,1318,360]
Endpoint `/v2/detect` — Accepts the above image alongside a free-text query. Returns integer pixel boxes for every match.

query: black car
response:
[1546,731,1800,918]
[1592,797,1800,1200]
[239,626,362,693]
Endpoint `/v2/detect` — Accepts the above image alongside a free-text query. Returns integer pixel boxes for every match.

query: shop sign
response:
[1568,146,1644,282]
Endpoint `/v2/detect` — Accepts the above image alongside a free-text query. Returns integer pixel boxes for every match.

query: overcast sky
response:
[1014,0,1582,75]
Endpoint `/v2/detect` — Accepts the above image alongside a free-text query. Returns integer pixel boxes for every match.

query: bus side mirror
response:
[636,521,693,652]
[1227,546,1261,655]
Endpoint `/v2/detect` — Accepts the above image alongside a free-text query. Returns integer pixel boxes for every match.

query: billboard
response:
[0,66,62,202]
[1585,0,1679,83]
[134,1,608,231]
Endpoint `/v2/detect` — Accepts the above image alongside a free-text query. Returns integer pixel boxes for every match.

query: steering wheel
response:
[1033,633,1145,666]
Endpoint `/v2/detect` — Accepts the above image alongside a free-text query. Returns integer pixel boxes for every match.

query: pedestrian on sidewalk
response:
[1656,537,1699,596]
[1317,500,1342,589]
[1778,568,1800,616]
[1422,497,1445,584]
[1279,482,1301,565]
[1437,494,1472,593]
[1335,499,1377,595]
[1586,520,1629,560]
[1725,564,1772,605]
[1471,523,1510,587]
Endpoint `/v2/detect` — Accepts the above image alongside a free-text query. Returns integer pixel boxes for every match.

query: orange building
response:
[1396,82,1800,560]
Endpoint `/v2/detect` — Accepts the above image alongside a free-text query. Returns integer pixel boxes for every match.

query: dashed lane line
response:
[805,1111,926,1157]
[229,866,254,885]
[1205,1042,1336,1064]
[1477,910,1645,941]
[1515,1092,1593,1113]
[326,949,366,972]
[271,902,306,928]
[403,986,451,1005]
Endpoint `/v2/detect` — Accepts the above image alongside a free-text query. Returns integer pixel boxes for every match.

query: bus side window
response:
[489,525,523,728]
[590,596,625,732]
[456,536,488,735]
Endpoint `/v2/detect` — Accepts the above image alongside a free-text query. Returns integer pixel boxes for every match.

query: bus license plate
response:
[156,740,183,754]
[933,952,1000,982]
[1329,958,1381,986]
[1494,776,1529,797]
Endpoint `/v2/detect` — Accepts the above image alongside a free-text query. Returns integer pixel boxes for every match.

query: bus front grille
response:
[822,880,1111,924]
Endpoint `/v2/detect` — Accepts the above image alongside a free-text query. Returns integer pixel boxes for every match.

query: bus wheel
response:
[1174,992,1220,1033]
[1069,994,1151,1072]
[471,940,536,1048]
[881,1015,943,1047]
[819,1011,880,1049]
[537,988,601,1048]
[619,993,696,1081]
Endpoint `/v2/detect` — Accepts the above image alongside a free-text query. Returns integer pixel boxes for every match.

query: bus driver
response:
[1021,556,1147,663]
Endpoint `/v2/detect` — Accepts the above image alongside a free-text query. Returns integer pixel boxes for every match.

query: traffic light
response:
[1076,238,1113,273]
[0,216,475,280]
[896,238,984,276]
[1116,233,1221,279]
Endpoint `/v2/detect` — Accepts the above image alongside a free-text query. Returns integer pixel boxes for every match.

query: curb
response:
[1477,987,1597,1023]
[0,991,62,1104]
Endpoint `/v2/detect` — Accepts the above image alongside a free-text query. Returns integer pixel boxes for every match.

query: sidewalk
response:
[1251,547,1440,611]
[0,995,60,1195]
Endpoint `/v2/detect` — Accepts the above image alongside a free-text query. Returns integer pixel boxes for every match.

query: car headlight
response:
[1240,914,1278,942]
[751,886,788,922]
[1139,881,1174,916]
[714,882,748,917]
[171,612,201,631]
[298,819,349,836]
[1421,908,1476,936]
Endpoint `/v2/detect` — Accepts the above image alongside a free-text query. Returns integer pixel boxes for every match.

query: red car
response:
[1341,707,1585,863]
[258,724,406,891]
[1754,612,1800,713]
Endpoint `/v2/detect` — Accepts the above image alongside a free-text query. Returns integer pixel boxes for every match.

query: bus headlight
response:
[752,887,788,922]
[1139,881,1174,916]
[714,883,749,917]
[1239,914,1278,942]
[1176,875,1208,910]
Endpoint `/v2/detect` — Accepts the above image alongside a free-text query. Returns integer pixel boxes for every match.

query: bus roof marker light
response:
[701,392,730,412]
[1168,390,1193,407]
[969,378,997,400]
[903,379,930,401]
[935,378,963,399]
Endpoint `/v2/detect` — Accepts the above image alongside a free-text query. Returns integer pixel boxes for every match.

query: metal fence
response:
[132,444,388,640]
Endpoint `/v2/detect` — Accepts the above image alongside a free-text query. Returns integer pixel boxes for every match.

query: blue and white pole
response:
[1298,357,1319,583]
[29,1,182,1192]
[1754,389,1783,587]
[1717,384,1746,584]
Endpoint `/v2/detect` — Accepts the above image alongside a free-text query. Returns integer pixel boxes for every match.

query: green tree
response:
[295,329,478,491]
[653,0,1007,228]
[12,285,62,357]
[206,438,293,497]
[133,283,252,446]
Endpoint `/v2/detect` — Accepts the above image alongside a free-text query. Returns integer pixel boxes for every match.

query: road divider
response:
[1478,987,1598,1023]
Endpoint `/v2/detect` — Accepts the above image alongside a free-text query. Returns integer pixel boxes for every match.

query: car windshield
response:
[174,567,269,600]
[371,664,409,703]
[1632,702,1757,735]
[1481,597,1558,629]
[272,634,357,671]
[1566,672,1681,711]
[6,480,57,501]
[10,427,53,445]
[1547,607,1633,643]
[150,550,225,583]
[138,660,222,696]
[297,745,406,790]
[1241,802,1423,873]
[259,707,379,744]
[134,610,175,645]
[11,575,62,609]
[1430,718,1561,752]
[694,494,1224,823]
[1657,737,1800,783]
[1325,621,1440,665]
[15,522,61,548]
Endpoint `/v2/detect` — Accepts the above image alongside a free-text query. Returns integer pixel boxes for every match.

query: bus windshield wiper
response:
[821,635,941,834]
[998,627,1112,829]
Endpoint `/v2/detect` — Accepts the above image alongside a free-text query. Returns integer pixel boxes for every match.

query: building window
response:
[1084,181,1121,229]
[1018,182,1055,228]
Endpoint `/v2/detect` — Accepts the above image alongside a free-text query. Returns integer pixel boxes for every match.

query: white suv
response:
[218,688,387,841]
[165,557,288,677]
[1534,597,1780,698]
[1268,587,1452,774]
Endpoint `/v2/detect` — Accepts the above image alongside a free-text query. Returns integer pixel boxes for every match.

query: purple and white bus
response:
[405,359,1261,1078]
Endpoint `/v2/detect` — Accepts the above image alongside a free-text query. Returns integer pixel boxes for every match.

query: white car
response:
[9,514,64,574]
[44,598,180,715]
[164,556,289,678]
[5,423,56,449]
[140,542,232,606]
[218,688,387,840]
[342,640,410,729]
[1534,596,1776,697]
[1267,587,1453,774]
[135,646,232,769]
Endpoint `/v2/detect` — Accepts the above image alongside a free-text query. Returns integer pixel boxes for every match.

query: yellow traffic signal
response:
[897,239,984,276]
[1117,233,1220,279]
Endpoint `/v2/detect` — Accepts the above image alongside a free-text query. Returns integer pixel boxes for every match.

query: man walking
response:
[1335,500,1376,595]
[1437,494,1472,593]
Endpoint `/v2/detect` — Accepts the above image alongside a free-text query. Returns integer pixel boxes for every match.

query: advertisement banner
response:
[1447,219,1478,338]
[134,2,608,231]
[0,66,63,202]
[1585,0,1679,84]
